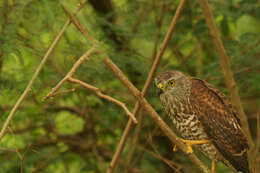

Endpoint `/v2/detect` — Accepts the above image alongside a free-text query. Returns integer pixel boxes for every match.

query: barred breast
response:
[161,95,223,161]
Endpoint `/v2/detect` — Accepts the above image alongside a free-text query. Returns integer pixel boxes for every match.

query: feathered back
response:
[190,78,250,173]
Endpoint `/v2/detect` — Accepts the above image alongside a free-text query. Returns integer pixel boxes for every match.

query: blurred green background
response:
[0,0,259,172]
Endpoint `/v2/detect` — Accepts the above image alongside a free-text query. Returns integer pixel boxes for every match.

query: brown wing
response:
[189,77,250,173]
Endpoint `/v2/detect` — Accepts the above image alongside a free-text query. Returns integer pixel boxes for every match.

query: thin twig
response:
[255,107,260,172]
[257,107,260,155]
[138,144,181,173]
[44,47,96,100]
[146,134,182,173]
[123,110,143,173]
[67,77,137,123]
[44,46,137,123]
[45,88,76,99]
[126,114,168,171]
[9,127,25,173]
[0,0,88,141]
[61,5,96,45]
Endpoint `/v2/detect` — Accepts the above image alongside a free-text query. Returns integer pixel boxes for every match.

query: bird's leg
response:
[211,160,216,173]
[173,139,211,154]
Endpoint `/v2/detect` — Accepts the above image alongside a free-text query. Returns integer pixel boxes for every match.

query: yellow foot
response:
[173,144,178,152]
[173,139,211,154]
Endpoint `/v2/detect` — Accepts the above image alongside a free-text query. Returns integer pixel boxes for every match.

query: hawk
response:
[155,70,250,173]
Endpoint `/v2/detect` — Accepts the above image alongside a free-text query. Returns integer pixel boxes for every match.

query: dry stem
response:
[44,47,137,123]
[44,48,95,100]
[46,88,76,99]
[68,77,137,123]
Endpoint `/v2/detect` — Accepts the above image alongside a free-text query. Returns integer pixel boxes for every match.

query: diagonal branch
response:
[44,47,96,100]
[106,0,188,172]
[67,77,137,123]
[102,57,210,173]
[0,0,88,141]
[44,48,137,123]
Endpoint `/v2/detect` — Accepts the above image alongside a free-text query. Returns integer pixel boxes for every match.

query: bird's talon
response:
[186,145,193,154]
[173,145,178,152]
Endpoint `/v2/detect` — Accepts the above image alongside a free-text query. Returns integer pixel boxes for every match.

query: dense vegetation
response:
[0,0,259,172]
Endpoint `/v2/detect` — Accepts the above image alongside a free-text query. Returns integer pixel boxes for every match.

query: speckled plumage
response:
[155,70,250,173]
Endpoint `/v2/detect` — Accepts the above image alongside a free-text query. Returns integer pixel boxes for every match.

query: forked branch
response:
[68,77,137,123]
[44,48,137,123]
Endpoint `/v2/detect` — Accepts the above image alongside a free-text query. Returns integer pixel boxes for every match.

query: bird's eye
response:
[168,79,175,86]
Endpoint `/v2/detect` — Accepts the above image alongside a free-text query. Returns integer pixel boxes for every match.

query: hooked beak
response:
[156,83,164,96]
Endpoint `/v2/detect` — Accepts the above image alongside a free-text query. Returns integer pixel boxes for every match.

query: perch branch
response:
[67,77,137,123]
[102,57,210,173]
[0,0,88,141]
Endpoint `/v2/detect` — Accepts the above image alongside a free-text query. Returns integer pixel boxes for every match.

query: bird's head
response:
[155,71,189,98]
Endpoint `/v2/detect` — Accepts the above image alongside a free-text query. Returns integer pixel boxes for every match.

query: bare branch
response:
[68,77,137,123]
[45,88,76,99]
[9,127,26,173]
[44,47,96,100]
[62,5,96,45]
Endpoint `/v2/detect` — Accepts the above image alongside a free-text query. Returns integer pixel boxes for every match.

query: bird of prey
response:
[155,70,250,173]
